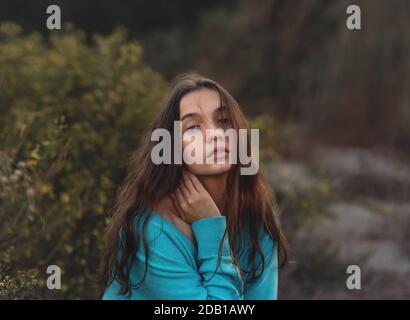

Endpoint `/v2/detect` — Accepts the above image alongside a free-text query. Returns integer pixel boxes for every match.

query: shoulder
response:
[133,210,170,243]
[238,223,278,260]
[132,210,194,249]
[131,210,196,267]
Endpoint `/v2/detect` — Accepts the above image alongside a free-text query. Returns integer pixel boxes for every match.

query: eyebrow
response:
[180,106,227,122]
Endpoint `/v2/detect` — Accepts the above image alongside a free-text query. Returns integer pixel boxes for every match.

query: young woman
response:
[99,72,289,300]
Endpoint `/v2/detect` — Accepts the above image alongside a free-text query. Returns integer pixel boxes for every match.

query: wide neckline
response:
[150,210,197,251]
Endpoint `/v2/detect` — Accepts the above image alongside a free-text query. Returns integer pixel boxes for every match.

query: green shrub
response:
[0,22,167,299]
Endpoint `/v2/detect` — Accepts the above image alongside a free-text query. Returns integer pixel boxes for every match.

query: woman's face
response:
[179,88,233,176]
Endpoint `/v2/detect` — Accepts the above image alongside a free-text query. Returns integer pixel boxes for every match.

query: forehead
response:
[179,88,221,116]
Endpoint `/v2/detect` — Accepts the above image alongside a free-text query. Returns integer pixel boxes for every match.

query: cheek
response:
[182,131,206,159]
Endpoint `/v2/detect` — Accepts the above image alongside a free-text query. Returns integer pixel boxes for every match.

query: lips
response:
[210,146,229,159]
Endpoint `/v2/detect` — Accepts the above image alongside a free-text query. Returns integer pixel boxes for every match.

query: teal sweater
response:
[102,211,278,300]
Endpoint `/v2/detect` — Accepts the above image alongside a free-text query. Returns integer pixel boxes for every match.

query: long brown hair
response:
[98,72,289,297]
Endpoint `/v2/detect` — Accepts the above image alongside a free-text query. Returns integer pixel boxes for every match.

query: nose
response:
[206,126,225,144]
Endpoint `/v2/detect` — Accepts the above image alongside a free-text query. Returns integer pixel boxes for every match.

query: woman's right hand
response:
[170,170,221,224]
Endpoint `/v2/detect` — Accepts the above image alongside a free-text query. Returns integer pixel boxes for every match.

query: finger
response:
[174,188,187,211]
[187,171,207,193]
[178,179,191,199]
[183,170,198,193]
[170,193,183,218]
[169,194,177,215]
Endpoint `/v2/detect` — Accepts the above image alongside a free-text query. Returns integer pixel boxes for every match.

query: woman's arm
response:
[131,215,244,300]
[243,230,278,300]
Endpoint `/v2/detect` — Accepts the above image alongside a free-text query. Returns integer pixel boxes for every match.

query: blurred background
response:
[0,0,409,299]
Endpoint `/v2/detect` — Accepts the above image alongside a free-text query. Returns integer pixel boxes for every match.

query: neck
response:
[198,173,228,215]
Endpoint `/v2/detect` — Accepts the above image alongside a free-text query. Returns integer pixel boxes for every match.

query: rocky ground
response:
[271,146,410,299]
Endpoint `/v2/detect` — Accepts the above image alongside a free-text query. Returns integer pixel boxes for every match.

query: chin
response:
[189,163,232,176]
